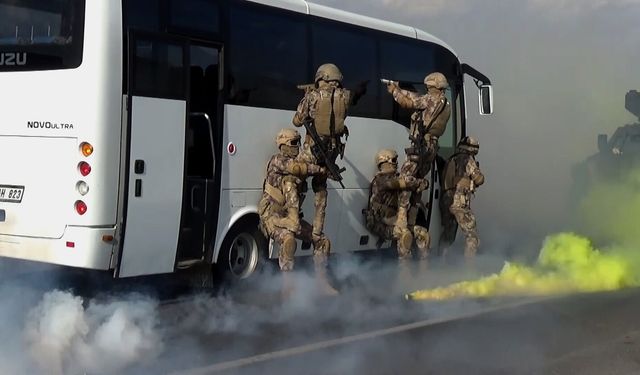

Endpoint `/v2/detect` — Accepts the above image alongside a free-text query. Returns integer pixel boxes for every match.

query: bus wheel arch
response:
[214,214,268,281]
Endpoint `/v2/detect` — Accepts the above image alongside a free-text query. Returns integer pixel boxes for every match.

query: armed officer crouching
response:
[365,149,430,261]
[292,63,350,250]
[383,72,452,249]
[258,128,338,298]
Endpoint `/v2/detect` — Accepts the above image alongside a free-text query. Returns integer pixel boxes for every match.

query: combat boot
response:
[413,226,430,261]
[417,257,429,274]
[314,258,339,296]
[395,258,413,292]
[464,236,479,258]
[281,271,295,301]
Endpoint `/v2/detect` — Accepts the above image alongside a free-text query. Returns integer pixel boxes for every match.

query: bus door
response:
[178,43,222,263]
[118,32,189,277]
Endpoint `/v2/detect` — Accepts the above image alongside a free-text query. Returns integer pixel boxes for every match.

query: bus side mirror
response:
[479,85,493,115]
[597,134,608,153]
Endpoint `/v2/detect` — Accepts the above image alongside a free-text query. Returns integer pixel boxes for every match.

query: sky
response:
[315,0,640,236]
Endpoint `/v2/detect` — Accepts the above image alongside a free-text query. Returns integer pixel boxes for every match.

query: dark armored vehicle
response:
[570,90,640,208]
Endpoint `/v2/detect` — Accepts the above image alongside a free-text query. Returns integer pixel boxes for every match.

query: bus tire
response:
[214,217,267,282]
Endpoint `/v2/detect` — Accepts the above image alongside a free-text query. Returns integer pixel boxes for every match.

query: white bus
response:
[0,0,493,280]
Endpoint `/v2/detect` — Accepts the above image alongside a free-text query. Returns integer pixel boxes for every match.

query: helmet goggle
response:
[288,138,300,147]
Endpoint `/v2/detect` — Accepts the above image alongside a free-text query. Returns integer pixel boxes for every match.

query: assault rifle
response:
[405,113,427,157]
[301,119,346,189]
[297,83,315,94]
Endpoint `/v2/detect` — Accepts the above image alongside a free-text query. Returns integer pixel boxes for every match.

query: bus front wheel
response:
[215,218,267,281]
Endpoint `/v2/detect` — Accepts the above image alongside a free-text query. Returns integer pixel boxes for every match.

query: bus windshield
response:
[0,0,85,71]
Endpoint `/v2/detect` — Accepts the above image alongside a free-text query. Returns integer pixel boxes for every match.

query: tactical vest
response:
[443,153,474,191]
[315,88,346,137]
[424,97,451,137]
[368,174,399,218]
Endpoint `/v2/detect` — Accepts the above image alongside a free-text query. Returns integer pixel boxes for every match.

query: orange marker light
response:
[80,142,94,157]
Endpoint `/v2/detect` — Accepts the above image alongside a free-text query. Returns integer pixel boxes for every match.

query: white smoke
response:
[23,290,163,375]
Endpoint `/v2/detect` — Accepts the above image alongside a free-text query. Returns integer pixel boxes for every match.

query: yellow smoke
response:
[408,167,640,301]
[579,166,640,247]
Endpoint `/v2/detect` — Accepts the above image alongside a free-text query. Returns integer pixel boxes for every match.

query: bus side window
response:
[125,0,161,32]
[228,4,308,110]
[311,21,378,117]
[190,66,205,112]
[186,117,214,179]
[379,37,435,127]
[169,0,220,35]
[133,39,186,99]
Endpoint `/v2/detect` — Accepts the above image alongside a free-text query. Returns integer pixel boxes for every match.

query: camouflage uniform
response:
[293,64,351,240]
[385,72,452,238]
[258,154,329,271]
[365,150,430,259]
[440,137,485,257]
[258,128,338,296]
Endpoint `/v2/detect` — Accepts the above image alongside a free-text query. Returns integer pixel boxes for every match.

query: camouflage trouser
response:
[366,211,430,260]
[441,190,479,257]
[396,138,437,232]
[298,142,332,238]
[260,205,330,271]
[440,191,458,248]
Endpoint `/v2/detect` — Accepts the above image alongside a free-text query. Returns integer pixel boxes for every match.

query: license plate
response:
[0,185,25,203]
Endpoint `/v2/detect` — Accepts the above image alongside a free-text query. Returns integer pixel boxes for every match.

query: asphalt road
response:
[5,255,640,375]
[168,288,640,375]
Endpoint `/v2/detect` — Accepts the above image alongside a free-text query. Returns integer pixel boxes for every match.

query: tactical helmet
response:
[424,72,448,90]
[276,128,301,148]
[375,149,398,167]
[458,136,479,154]
[314,63,343,83]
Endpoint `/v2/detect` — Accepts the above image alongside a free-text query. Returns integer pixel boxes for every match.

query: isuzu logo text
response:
[0,52,27,66]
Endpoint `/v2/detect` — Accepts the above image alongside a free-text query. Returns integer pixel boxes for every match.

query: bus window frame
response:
[308,14,381,118]
[0,0,86,71]
[127,29,189,101]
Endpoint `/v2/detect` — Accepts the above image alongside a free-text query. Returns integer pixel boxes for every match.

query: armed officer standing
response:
[292,63,351,251]
[383,72,451,247]
[258,128,338,297]
[440,136,485,258]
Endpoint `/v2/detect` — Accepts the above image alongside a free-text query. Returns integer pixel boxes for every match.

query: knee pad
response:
[398,230,413,254]
[281,235,297,259]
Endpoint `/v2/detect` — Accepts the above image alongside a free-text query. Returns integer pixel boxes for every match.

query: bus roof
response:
[246,0,458,57]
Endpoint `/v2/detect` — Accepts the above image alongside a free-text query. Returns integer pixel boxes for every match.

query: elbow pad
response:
[286,162,308,177]
[472,172,485,187]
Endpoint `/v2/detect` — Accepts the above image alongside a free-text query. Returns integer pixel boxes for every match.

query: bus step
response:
[176,258,204,269]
